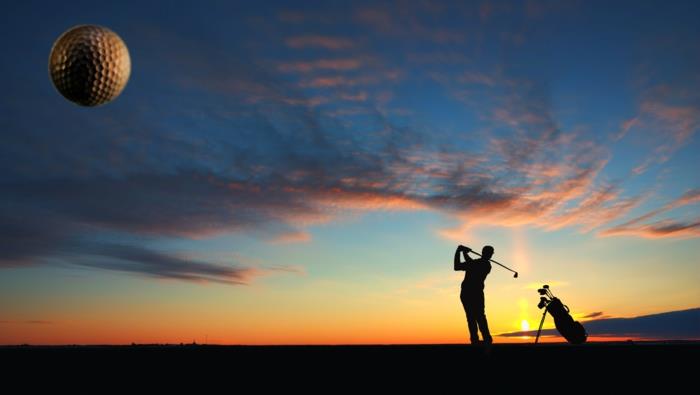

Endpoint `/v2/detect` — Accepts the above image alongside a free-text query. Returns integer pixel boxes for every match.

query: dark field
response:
[3,341,697,386]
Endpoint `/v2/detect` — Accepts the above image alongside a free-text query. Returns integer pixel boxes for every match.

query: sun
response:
[521,320,530,332]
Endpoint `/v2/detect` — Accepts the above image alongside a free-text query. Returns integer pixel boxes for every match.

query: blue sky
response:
[1,0,699,343]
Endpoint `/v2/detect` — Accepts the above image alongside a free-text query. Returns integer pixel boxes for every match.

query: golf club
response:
[463,246,518,278]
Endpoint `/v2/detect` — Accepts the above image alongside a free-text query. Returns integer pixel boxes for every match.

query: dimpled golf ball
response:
[49,25,131,106]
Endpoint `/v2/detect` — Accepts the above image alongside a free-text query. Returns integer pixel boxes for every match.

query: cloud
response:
[601,189,700,239]
[353,4,467,44]
[499,308,700,340]
[127,28,652,246]
[2,172,326,240]
[2,25,419,276]
[425,54,662,238]
[58,242,304,286]
[268,231,313,244]
[3,0,700,286]
[339,92,368,102]
[582,312,605,319]
[600,218,700,239]
[298,70,400,88]
[277,59,363,73]
[614,117,639,141]
[626,86,700,175]
[262,264,307,276]
[458,72,498,86]
[430,117,641,236]
[285,36,355,50]
[479,2,493,21]
[71,243,261,285]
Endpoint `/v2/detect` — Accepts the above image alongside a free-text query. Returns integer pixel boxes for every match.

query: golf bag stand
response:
[535,306,548,344]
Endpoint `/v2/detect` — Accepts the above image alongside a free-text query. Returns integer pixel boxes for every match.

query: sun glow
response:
[521,320,530,332]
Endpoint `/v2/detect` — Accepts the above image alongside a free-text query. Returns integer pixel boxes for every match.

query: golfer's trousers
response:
[460,288,492,342]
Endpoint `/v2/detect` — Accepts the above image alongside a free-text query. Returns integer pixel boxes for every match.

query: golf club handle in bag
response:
[462,245,518,278]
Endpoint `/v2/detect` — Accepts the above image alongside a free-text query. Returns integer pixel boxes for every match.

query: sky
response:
[1,0,699,345]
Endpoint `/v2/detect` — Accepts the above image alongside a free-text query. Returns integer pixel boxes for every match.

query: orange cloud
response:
[278,59,362,73]
[281,96,328,107]
[313,189,427,211]
[600,219,700,239]
[614,117,639,141]
[299,71,399,88]
[339,91,368,101]
[629,89,699,174]
[285,35,355,50]
[269,231,312,244]
[430,129,646,238]
[600,189,700,239]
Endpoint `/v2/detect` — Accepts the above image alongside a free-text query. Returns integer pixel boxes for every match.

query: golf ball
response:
[49,25,131,106]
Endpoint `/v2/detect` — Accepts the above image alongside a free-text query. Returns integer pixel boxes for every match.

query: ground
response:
[3,342,696,387]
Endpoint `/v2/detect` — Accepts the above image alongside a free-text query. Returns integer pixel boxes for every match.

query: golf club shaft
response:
[466,249,517,274]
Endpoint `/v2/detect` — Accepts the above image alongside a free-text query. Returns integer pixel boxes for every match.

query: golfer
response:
[454,245,493,344]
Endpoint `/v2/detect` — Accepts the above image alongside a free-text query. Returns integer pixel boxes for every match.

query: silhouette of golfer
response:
[454,245,493,344]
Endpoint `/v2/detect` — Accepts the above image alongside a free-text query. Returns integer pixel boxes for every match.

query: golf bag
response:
[545,298,587,344]
[536,286,587,344]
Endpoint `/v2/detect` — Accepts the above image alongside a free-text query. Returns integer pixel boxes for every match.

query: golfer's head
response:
[482,245,494,259]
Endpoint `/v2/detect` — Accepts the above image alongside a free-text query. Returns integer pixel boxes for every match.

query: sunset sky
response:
[1,0,699,344]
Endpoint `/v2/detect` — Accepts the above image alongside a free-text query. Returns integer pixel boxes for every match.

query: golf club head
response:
[514,272,518,278]
[537,288,546,295]
[537,297,548,309]
[543,284,549,289]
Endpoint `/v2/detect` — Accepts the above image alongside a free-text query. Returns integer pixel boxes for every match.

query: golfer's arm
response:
[454,248,467,271]
[462,250,473,263]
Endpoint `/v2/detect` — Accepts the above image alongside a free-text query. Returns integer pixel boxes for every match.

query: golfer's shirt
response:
[461,258,491,291]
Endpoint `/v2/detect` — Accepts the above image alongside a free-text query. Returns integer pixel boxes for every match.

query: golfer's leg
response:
[461,293,479,343]
[467,309,479,343]
[475,291,492,343]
